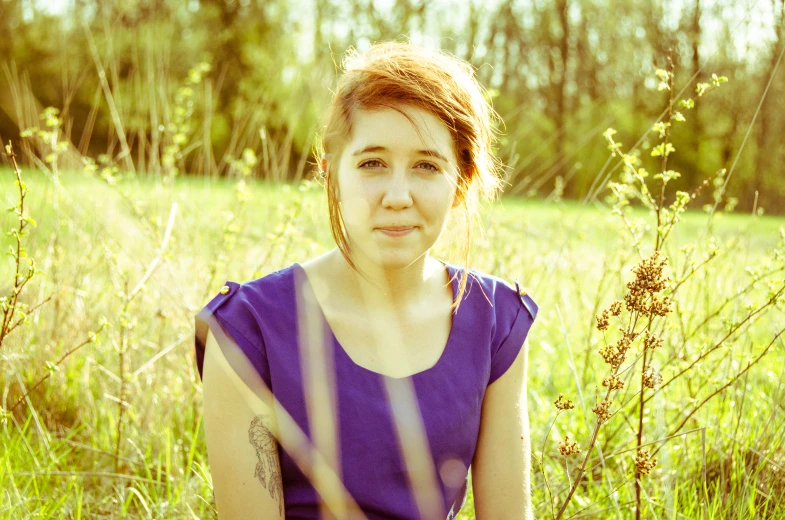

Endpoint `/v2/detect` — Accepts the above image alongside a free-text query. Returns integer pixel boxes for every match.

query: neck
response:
[326,248,444,313]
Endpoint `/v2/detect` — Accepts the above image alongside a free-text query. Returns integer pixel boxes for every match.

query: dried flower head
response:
[609,300,623,316]
[558,435,582,456]
[554,393,576,411]
[620,328,638,348]
[642,365,663,389]
[634,448,658,477]
[599,344,620,369]
[624,251,673,318]
[599,329,637,370]
[648,295,672,318]
[592,398,613,423]
[602,375,625,390]
[596,309,610,331]
[644,331,663,351]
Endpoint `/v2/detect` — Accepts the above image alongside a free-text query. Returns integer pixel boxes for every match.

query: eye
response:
[359,159,384,169]
[417,162,440,172]
[358,159,441,172]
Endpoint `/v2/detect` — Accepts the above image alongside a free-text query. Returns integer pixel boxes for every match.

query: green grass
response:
[1,170,784,518]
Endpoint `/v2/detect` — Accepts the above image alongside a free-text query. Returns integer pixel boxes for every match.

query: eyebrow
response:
[350,145,449,163]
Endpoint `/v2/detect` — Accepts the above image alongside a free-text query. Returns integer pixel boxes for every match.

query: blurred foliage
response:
[0,0,783,212]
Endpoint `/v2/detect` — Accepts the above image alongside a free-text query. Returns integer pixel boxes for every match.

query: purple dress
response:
[194,260,538,519]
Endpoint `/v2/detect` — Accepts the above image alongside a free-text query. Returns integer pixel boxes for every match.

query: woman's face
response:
[327,105,460,269]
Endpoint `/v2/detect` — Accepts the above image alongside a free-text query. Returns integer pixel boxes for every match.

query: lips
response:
[377,226,417,237]
[377,226,417,231]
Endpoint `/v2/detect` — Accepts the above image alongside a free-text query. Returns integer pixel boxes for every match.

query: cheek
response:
[429,180,458,214]
[338,178,374,224]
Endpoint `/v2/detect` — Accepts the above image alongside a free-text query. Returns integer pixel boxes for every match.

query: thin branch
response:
[657,328,785,450]
[10,324,108,412]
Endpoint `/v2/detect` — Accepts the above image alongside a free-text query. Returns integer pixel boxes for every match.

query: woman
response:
[195,41,538,520]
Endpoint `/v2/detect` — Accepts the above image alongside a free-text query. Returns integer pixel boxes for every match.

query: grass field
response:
[1,169,784,518]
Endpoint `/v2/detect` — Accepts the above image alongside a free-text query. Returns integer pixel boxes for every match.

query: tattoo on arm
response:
[248,414,284,515]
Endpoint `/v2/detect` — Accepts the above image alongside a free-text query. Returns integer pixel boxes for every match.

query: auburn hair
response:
[313,40,506,312]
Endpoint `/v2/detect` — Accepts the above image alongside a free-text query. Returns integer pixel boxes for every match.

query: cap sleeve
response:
[194,281,272,391]
[488,279,538,386]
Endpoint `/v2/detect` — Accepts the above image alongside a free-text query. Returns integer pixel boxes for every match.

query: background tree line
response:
[0,0,783,213]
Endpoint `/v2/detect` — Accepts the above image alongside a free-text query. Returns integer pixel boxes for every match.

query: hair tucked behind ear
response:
[312,40,507,312]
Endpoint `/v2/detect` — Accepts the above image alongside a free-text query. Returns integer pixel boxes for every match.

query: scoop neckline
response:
[292,260,460,380]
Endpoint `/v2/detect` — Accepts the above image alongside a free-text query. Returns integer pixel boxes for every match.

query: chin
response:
[346,231,435,268]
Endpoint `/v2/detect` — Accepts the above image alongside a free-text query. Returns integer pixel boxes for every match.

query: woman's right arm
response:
[202,328,285,520]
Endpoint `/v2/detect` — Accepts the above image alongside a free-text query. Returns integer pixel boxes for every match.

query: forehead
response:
[347,106,456,160]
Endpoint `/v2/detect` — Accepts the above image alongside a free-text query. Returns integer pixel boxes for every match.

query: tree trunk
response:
[554,0,570,184]
[752,0,783,198]
[690,0,703,173]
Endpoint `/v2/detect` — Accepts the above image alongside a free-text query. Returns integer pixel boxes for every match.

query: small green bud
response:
[655,68,671,82]
[711,73,728,86]
[679,98,695,110]
[651,143,676,157]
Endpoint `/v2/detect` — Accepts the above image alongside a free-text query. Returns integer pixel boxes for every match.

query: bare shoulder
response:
[298,253,336,292]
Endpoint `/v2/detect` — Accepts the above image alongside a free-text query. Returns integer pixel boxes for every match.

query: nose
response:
[381,169,413,210]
